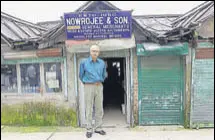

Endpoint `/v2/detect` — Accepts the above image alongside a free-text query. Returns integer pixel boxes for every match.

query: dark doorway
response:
[101,58,127,127]
[103,58,125,109]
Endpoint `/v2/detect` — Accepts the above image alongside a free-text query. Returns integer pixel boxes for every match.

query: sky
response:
[1,1,205,23]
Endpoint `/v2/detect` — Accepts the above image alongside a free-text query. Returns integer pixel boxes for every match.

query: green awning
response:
[136,42,188,56]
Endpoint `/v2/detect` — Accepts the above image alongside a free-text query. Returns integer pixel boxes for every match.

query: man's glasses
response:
[91,50,99,53]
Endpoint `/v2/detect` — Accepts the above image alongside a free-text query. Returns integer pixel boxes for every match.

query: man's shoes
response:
[95,130,106,135]
[86,132,92,138]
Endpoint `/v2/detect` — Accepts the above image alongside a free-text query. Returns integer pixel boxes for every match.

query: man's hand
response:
[95,82,102,85]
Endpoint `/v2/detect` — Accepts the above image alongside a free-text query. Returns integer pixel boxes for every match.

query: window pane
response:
[44,63,62,93]
[20,64,40,93]
[1,65,17,93]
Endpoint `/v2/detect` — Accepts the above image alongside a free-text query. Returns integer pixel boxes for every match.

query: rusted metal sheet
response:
[195,48,214,59]
[36,48,62,57]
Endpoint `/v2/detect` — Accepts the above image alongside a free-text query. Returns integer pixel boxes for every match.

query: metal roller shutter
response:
[138,55,184,125]
[191,46,214,128]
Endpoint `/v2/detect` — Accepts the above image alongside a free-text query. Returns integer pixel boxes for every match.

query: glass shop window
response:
[1,65,18,93]
[20,64,40,93]
[44,63,62,93]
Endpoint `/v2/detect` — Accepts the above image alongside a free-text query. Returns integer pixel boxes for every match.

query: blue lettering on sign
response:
[64,11,132,40]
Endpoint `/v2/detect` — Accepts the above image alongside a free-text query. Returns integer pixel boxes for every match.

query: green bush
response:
[1,102,77,127]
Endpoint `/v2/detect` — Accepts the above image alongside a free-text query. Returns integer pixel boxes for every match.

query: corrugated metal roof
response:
[37,20,62,29]
[37,23,65,49]
[39,23,65,40]
[133,14,181,36]
[1,11,48,44]
[172,1,214,28]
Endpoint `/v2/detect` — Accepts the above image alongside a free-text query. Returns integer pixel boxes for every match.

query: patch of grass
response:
[1,102,77,127]
[21,126,42,133]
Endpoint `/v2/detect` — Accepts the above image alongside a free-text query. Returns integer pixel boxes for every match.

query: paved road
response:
[1,128,214,140]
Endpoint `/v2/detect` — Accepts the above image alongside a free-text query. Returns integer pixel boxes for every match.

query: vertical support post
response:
[16,63,21,95]
[40,63,45,95]
[185,44,192,128]
[74,53,78,97]
[130,48,134,127]
[126,56,130,124]
[74,53,80,126]
[190,47,196,128]
[64,57,68,100]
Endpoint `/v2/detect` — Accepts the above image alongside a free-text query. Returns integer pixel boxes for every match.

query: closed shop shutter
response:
[138,55,184,125]
[191,45,214,128]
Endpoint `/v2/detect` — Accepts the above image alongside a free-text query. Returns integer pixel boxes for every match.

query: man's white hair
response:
[90,44,100,51]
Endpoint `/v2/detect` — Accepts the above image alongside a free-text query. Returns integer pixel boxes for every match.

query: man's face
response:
[90,45,100,59]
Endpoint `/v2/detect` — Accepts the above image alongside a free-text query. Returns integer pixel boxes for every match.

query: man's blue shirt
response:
[79,56,107,83]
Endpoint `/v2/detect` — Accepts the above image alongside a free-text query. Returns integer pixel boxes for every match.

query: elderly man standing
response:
[79,44,107,138]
